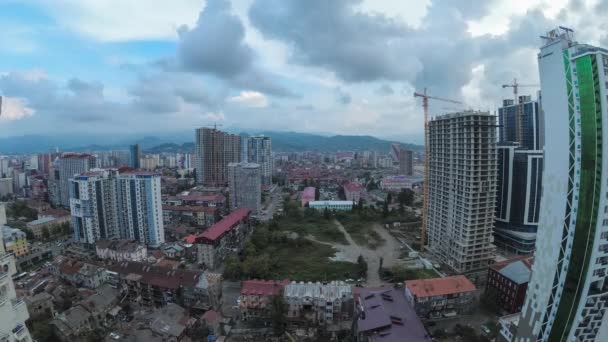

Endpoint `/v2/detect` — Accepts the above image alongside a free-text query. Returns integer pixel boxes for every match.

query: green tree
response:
[382,201,389,218]
[23,228,35,241]
[397,189,414,206]
[41,227,50,240]
[315,187,320,200]
[357,255,367,278]
[386,192,393,204]
[357,198,364,210]
[270,295,287,336]
[223,256,242,280]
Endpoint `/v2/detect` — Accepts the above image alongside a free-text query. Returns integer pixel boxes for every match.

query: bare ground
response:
[308,221,404,287]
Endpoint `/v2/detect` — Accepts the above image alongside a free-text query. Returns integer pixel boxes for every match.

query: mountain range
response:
[0,131,422,154]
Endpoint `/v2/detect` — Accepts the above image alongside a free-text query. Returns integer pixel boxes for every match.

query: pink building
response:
[344,182,364,202]
[301,187,316,207]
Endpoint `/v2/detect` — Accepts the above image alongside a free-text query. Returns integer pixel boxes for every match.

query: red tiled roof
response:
[406,275,476,298]
[490,256,534,272]
[344,182,363,192]
[201,309,219,324]
[200,208,251,242]
[162,205,216,213]
[106,261,204,289]
[241,279,290,296]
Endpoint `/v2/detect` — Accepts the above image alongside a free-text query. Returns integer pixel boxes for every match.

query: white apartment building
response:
[308,200,353,211]
[70,169,120,244]
[247,136,273,186]
[426,111,497,273]
[515,28,608,342]
[284,281,353,325]
[0,204,32,342]
[228,162,261,215]
[116,171,165,247]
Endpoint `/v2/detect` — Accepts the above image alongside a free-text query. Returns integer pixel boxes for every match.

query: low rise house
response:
[106,261,222,310]
[25,292,55,318]
[26,200,50,213]
[486,257,533,314]
[2,226,28,256]
[95,239,147,262]
[187,208,252,269]
[161,241,188,259]
[239,279,289,321]
[50,256,108,289]
[405,275,477,319]
[308,200,353,211]
[38,208,71,224]
[27,216,65,239]
[301,187,316,207]
[51,305,93,341]
[356,288,431,342]
[162,205,217,227]
[284,281,353,326]
[343,182,364,202]
[149,303,194,341]
[165,192,226,208]
[80,284,120,328]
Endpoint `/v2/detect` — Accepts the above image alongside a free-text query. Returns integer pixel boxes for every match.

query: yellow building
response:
[2,226,28,257]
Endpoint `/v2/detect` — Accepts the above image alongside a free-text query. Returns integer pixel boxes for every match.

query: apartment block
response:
[486,257,533,314]
[57,153,96,207]
[405,275,477,319]
[195,127,241,185]
[239,279,289,321]
[247,135,273,186]
[426,111,498,273]
[516,28,608,342]
[228,162,261,215]
[284,281,353,326]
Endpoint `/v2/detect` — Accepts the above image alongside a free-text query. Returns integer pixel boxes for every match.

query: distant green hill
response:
[145,131,421,153]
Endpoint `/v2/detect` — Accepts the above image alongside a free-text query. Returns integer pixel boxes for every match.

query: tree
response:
[42,227,50,240]
[323,208,331,220]
[386,193,393,204]
[315,187,320,201]
[270,295,287,336]
[223,256,242,280]
[357,255,367,278]
[397,189,414,206]
[357,198,364,210]
[382,201,389,218]
[23,228,35,241]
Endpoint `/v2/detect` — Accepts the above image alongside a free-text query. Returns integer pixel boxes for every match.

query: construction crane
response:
[414,89,463,252]
[501,79,538,143]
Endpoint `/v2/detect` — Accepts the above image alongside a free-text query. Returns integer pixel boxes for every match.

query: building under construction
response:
[426,111,497,273]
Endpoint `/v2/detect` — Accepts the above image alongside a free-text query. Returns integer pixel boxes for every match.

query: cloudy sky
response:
[1,0,607,142]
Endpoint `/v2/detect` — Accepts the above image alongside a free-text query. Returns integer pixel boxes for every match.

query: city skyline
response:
[2,0,607,140]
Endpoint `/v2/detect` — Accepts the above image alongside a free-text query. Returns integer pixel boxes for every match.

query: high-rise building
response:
[195,127,241,185]
[391,144,414,176]
[129,144,141,169]
[57,153,96,207]
[228,162,261,215]
[69,169,164,247]
[0,204,33,342]
[247,136,273,186]
[426,111,497,273]
[70,169,120,244]
[494,96,544,255]
[116,171,165,247]
[516,28,608,342]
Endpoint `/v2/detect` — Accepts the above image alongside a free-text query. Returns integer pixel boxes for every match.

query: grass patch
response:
[380,265,439,282]
[224,224,364,282]
[273,199,348,244]
[335,210,386,249]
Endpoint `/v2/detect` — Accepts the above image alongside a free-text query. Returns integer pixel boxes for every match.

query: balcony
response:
[12,298,29,323]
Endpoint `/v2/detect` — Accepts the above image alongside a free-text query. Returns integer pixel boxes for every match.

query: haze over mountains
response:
[0,131,422,154]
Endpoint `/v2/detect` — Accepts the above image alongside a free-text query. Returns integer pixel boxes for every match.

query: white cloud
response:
[33,0,203,41]
[0,97,35,121]
[203,111,226,122]
[228,91,268,108]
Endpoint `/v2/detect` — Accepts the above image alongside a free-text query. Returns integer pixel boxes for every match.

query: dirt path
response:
[332,220,386,287]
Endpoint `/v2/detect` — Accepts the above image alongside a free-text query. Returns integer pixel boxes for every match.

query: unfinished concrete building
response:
[426,111,497,273]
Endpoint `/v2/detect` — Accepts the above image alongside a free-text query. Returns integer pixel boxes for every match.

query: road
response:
[258,187,283,222]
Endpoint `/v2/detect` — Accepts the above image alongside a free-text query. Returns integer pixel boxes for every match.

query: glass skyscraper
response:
[494,96,544,255]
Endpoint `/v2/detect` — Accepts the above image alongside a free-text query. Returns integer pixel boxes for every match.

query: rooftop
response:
[27,216,58,225]
[241,279,290,296]
[309,200,354,205]
[301,187,316,199]
[96,239,144,253]
[357,288,431,342]
[406,275,476,298]
[344,182,364,192]
[106,261,208,289]
[197,207,251,242]
[491,257,534,285]
[284,281,352,301]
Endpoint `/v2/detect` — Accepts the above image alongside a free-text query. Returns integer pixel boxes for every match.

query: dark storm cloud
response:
[172,0,294,98]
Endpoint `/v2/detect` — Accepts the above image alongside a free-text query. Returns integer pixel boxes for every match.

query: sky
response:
[1,0,607,143]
